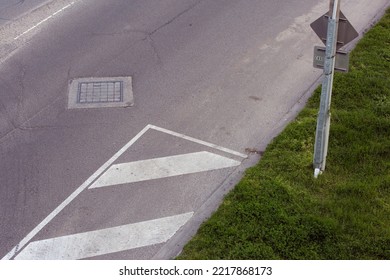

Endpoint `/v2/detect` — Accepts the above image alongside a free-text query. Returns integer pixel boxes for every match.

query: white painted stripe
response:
[2,125,151,260]
[149,125,248,159]
[14,212,193,260]
[2,124,245,260]
[14,2,75,40]
[90,151,241,189]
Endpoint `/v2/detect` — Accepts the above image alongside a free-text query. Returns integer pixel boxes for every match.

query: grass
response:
[177,9,390,260]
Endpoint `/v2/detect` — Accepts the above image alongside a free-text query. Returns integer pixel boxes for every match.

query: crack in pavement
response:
[149,0,205,36]
[143,34,163,66]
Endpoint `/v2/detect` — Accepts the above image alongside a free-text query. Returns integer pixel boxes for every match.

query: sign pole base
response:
[314,168,322,178]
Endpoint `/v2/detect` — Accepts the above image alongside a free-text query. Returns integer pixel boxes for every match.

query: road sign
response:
[313,46,349,72]
[311,10,358,49]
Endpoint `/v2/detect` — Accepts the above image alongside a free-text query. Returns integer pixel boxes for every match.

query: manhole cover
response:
[68,77,133,109]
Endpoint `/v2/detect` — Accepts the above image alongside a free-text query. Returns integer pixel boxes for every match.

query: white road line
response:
[14,212,193,260]
[3,124,245,260]
[90,151,241,189]
[2,125,151,260]
[14,2,75,40]
[149,125,248,159]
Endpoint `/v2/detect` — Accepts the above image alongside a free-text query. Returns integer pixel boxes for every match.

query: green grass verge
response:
[178,9,390,260]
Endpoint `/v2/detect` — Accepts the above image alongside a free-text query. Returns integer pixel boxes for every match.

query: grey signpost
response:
[312,0,340,178]
[311,0,358,178]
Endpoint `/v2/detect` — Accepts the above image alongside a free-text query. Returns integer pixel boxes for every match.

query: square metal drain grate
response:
[68,77,133,109]
[78,81,123,103]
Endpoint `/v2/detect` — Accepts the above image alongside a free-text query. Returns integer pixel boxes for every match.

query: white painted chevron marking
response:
[14,212,193,260]
[90,151,241,189]
[3,124,245,260]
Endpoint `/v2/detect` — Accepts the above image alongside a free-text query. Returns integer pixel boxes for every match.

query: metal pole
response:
[313,0,340,178]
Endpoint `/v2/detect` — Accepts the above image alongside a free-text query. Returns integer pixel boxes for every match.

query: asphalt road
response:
[0,0,53,26]
[1,0,389,260]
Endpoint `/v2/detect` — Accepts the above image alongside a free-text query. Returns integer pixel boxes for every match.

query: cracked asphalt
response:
[0,0,388,259]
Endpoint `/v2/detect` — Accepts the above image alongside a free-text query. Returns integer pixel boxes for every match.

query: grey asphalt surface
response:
[0,0,53,26]
[1,0,389,259]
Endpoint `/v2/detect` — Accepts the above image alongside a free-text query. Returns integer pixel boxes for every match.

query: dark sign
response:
[310,10,358,49]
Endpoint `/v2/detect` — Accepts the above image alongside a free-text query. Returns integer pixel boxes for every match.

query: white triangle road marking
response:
[149,125,248,159]
[14,212,193,260]
[90,151,241,189]
[3,124,245,260]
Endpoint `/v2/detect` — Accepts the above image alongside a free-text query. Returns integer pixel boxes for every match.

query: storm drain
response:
[68,76,133,109]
